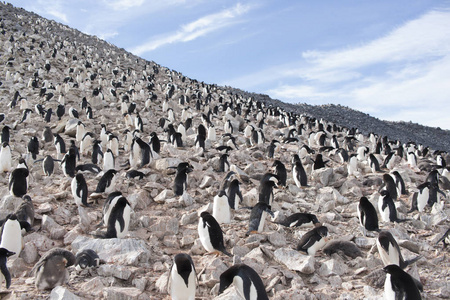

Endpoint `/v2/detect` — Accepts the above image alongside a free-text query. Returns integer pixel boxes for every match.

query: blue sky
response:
[9,0,450,129]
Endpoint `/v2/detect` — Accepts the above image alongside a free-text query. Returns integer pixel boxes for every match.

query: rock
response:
[24,232,60,252]
[127,190,151,210]
[50,286,81,300]
[199,175,214,188]
[80,277,105,298]
[274,248,315,274]
[180,211,198,226]
[98,264,138,280]
[154,157,183,171]
[41,215,66,240]
[21,241,39,263]
[102,287,145,300]
[64,119,79,137]
[318,257,348,276]
[0,195,22,218]
[148,217,179,234]
[71,236,151,266]
[268,231,287,247]
[154,189,174,203]
[312,168,333,186]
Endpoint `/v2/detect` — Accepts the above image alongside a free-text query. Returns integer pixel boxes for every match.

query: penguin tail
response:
[404,255,422,267]
[395,218,411,223]
[221,249,232,257]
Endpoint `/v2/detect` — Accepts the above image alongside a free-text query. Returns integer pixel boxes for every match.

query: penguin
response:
[383,264,422,300]
[376,231,421,268]
[224,119,233,134]
[1,126,10,144]
[15,195,34,230]
[258,173,278,205]
[27,136,39,160]
[272,160,287,187]
[56,104,65,120]
[312,153,328,170]
[54,134,66,159]
[76,164,102,174]
[357,197,380,236]
[19,108,32,124]
[296,225,328,256]
[76,121,86,142]
[436,228,450,248]
[9,166,29,197]
[213,190,231,224]
[277,213,320,228]
[0,248,15,289]
[130,137,151,168]
[218,264,269,300]
[379,174,398,201]
[149,132,161,154]
[103,149,115,171]
[86,106,93,119]
[173,162,193,196]
[102,195,131,239]
[95,169,117,194]
[0,142,12,173]
[60,148,77,177]
[75,249,100,270]
[218,154,229,172]
[336,148,349,163]
[292,154,307,187]
[108,134,120,157]
[69,107,79,119]
[267,139,279,158]
[226,179,243,210]
[169,253,197,300]
[44,108,52,123]
[392,171,407,196]
[71,173,89,207]
[378,190,406,223]
[357,146,369,161]
[92,140,103,164]
[0,214,25,258]
[126,170,146,180]
[197,211,231,256]
[195,134,206,151]
[42,126,53,143]
[368,154,380,173]
[32,248,76,290]
[347,154,358,176]
[322,240,363,259]
[407,152,417,168]
[247,202,274,234]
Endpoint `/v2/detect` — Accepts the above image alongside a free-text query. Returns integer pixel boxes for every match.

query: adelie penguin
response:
[292,154,307,187]
[172,162,193,196]
[247,202,274,234]
[368,154,381,173]
[225,178,243,210]
[379,174,398,201]
[296,225,328,256]
[357,197,380,236]
[0,142,12,173]
[218,264,269,300]
[384,264,422,300]
[99,193,131,238]
[376,231,421,269]
[168,253,197,300]
[0,247,15,289]
[378,190,407,223]
[27,136,39,160]
[15,195,34,231]
[312,153,328,170]
[61,148,77,177]
[75,249,100,271]
[272,160,287,187]
[213,190,231,224]
[258,173,278,205]
[71,173,89,207]
[32,248,76,290]
[0,214,28,259]
[276,212,320,228]
[198,211,231,256]
[95,169,117,194]
[9,163,29,197]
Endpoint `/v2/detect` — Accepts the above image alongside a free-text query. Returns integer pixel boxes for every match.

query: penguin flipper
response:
[19,220,33,232]
[403,255,422,268]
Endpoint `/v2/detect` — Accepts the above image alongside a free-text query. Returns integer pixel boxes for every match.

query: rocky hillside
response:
[0,2,449,300]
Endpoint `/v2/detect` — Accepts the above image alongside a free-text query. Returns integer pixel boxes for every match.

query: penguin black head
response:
[0,248,15,258]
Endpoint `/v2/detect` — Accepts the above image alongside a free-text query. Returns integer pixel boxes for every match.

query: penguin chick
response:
[296,225,328,256]
[32,248,76,290]
[198,212,231,256]
[218,264,269,300]
[169,253,197,300]
[322,240,362,259]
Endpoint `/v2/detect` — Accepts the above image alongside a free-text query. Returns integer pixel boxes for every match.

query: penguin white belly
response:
[0,148,12,172]
[417,188,429,212]
[233,276,246,299]
[378,197,390,222]
[115,204,130,238]
[103,198,119,225]
[307,237,326,256]
[387,244,400,266]
[104,176,116,194]
[384,274,396,300]
[258,211,267,233]
[208,127,216,141]
[0,220,23,257]
[170,267,196,300]
[293,168,300,188]
[71,178,81,206]
[198,221,214,252]
[213,198,231,224]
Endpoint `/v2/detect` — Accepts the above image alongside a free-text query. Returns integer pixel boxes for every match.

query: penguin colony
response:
[0,2,448,299]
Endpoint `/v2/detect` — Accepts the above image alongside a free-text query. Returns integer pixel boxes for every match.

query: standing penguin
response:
[172,162,193,196]
[392,171,407,196]
[130,137,151,168]
[95,169,117,194]
[213,190,231,224]
[258,173,278,205]
[197,211,231,256]
[0,247,15,289]
[27,136,39,160]
[247,202,274,234]
[149,132,161,154]
[218,264,269,300]
[376,231,420,268]
[292,154,307,187]
[218,154,229,172]
[378,190,406,223]
[383,264,422,300]
[104,196,131,238]
[357,197,380,236]
[226,179,243,210]
[169,253,197,300]
[312,153,328,170]
[92,140,103,165]
[0,142,12,173]
[409,182,431,213]
[1,126,10,144]
[32,248,76,290]
[296,225,328,256]
[54,134,66,159]
[273,160,287,187]
[380,174,398,201]
[9,165,29,197]
[103,149,115,171]
[347,154,358,176]
[368,154,381,173]
[40,155,57,176]
[0,214,24,258]
[71,173,89,207]
[60,148,76,177]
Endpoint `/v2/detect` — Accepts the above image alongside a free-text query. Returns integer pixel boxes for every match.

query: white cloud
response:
[129,3,252,55]
[107,0,145,10]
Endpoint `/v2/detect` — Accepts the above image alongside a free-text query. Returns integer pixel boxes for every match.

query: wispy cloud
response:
[107,0,145,10]
[129,3,253,55]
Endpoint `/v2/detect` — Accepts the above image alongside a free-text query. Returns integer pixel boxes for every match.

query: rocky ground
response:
[0,2,449,300]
